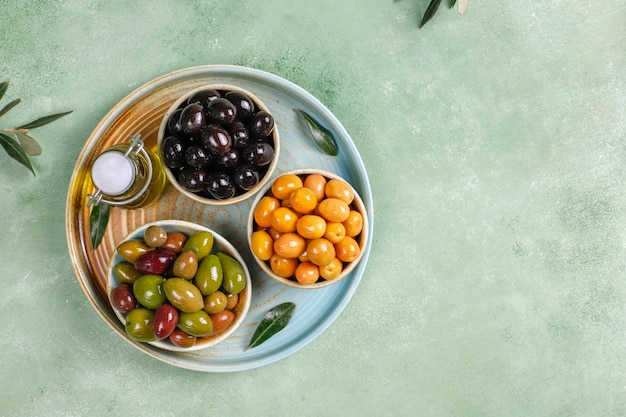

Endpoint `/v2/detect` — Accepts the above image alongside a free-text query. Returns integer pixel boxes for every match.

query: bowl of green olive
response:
[107,220,251,351]
[247,169,369,289]
[157,84,280,205]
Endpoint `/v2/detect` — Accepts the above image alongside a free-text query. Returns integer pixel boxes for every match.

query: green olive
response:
[132,274,166,309]
[144,225,168,248]
[177,310,213,337]
[172,250,198,280]
[125,308,157,342]
[195,254,223,296]
[117,240,152,263]
[113,262,142,284]
[203,291,227,314]
[182,231,214,261]
[216,252,246,295]
[163,278,204,313]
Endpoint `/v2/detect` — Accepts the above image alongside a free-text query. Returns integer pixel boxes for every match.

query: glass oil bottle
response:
[87,134,166,209]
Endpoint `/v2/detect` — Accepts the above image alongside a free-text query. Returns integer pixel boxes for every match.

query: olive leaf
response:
[14,131,42,156]
[457,0,468,14]
[419,0,466,27]
[247,302,296,349]
[0,132,35,175]
[296,109,339,156]
[18,110,73,130]
[420,0,442,28]
[90,202,110,250]
[0,82,8,101]
[0,98,20,119]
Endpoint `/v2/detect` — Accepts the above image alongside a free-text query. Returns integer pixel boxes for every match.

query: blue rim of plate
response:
[72,65,374,372]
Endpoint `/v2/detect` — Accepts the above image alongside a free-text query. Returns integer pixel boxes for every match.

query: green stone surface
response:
[1,0,625,415]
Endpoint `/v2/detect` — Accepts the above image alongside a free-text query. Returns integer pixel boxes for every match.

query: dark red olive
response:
[153,303,179,339]
[110,284,137,312]
[134,249,178,275]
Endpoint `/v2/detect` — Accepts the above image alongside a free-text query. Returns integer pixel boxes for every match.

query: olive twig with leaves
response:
[0,81,72,176]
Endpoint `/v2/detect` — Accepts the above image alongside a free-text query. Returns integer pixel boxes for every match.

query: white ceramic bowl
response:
[247,169,369,289]
[157,84,280,205]
[107,220,251,351]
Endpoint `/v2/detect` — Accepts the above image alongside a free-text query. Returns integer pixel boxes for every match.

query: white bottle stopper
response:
[91,151,135,196]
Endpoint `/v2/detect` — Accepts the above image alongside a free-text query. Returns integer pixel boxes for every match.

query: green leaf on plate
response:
[90,202,110,250]
[0,131,35,175]
[420,0,442,28]
[0,81,8,101]
[296,109,339,156]
[14,130,42,156]
[247,302,296,349]
[0,98,21,119]
[18,110,72,130]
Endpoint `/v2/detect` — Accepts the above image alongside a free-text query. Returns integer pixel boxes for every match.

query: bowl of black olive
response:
[157,84,280,205]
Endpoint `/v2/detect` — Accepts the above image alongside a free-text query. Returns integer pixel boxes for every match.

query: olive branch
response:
[0,81,72,176]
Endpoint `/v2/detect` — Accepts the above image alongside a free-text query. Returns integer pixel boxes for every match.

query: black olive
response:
[178,168,207,193]
[215,148,240,171]
[179,103,206,136]
[166,109,184,136]
[161,136,187,169]
[229,121,250,148]
[206,98,237,125]
[199,124,232,155]
[185,145,213,168]
[205,172,236,200]
[249,111,274,138]
[225,92,255,120]
[243,142,275,166]
[233,164,260,191]
[187,90,221,108]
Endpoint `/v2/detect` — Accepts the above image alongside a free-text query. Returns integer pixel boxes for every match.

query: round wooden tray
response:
[65,65,374,372]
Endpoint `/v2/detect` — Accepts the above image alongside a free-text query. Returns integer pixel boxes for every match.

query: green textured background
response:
[1,0,625,415]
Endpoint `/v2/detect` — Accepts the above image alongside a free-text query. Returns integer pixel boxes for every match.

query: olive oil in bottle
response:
[88,134,166,208]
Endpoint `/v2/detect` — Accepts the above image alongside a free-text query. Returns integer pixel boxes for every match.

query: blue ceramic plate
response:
[66,65,373,372]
